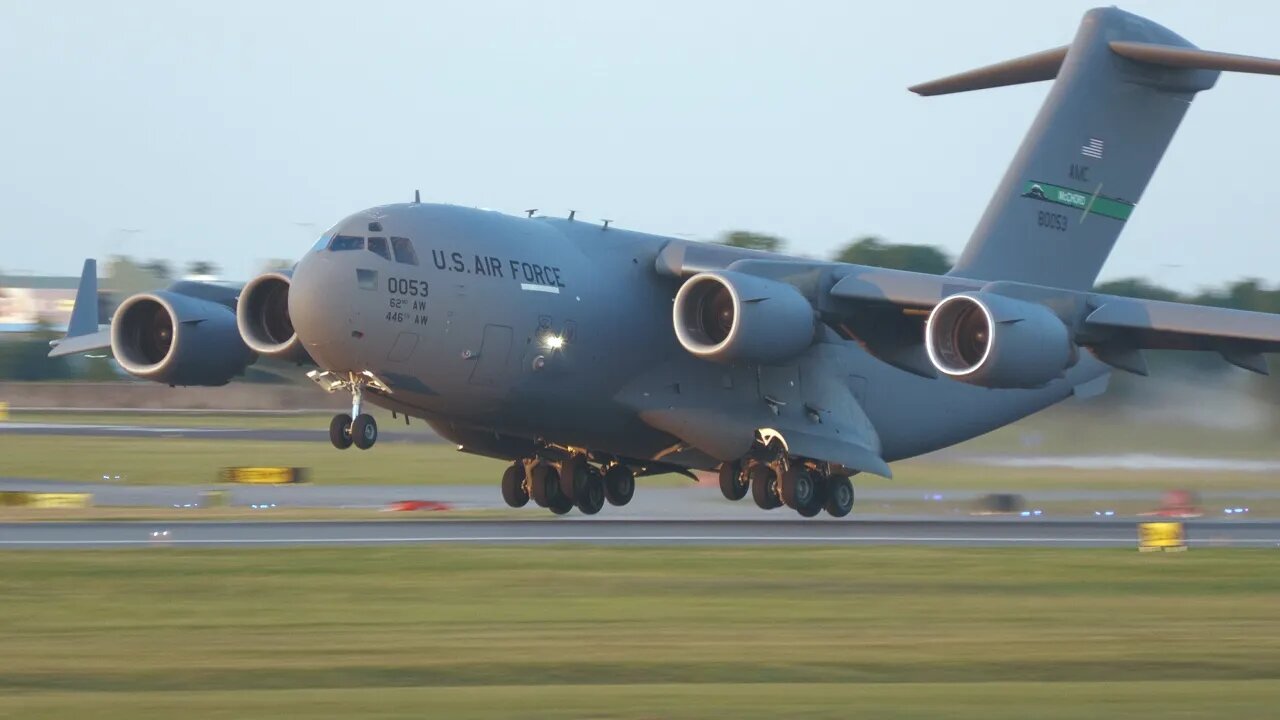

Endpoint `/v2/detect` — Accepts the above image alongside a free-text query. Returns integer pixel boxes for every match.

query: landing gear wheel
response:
[548,490,574,515]
[351,414,377,450]
[529,464,559,508]
[574,466,606,515]
[796,472,827,518]
[603,464,635,506]
[560,455,589,501]
[779,466,817,510]
[825,475,855,518]
[750,462,782,510]
[501,462,529,508]
[718,460,749,501]
[329,414,352,450]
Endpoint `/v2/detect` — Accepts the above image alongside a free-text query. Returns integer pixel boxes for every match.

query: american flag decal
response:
[1081,138,1104,159]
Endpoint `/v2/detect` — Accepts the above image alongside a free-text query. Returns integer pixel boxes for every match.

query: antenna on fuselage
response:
[526,209,537,218]
[568,210,576,221]
[602,219,612,230]
[413,189,421,204]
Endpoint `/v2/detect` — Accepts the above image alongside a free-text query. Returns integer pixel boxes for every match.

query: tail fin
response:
[922,7,1280,291]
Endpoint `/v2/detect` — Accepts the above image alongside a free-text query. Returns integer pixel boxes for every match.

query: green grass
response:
[3,432,1279,494]
[0,435,506,485]
[2,546,1278,718]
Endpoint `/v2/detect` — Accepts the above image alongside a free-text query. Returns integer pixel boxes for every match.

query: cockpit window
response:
[310,232,334,253]
[391,237,418,265]
[329,235,364,251]
[367,236,391,261]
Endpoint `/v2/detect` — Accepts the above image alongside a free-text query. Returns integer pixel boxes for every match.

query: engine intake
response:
[237,271,310,364]
[673,271,815,364]
[111,291,255,386]
[925,292,1074,389]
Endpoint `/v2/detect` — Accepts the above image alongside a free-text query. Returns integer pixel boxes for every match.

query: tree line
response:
[717,231,1280,315]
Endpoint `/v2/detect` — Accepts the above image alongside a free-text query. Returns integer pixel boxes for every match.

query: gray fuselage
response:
[288,203,1107,472]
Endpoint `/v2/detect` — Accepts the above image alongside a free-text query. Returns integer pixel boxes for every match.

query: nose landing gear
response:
[314,371,384,450]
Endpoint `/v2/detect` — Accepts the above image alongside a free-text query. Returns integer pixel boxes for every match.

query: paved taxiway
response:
[2,518,1278,549]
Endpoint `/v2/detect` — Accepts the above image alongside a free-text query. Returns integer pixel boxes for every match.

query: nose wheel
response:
[318,372,385,450]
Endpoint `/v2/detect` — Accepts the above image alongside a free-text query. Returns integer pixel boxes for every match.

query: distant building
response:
[0,275,82,333]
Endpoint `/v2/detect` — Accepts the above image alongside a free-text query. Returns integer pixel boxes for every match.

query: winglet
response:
[66,259,99,337]
[48,259,112,358]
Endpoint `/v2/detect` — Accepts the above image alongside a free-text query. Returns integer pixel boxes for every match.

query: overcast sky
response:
[3,0,1278,289]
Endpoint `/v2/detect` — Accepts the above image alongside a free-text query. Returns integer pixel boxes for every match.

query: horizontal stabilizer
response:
[911,39,1280,97]
[1109,41,1280,76]
[909,46,1067,96]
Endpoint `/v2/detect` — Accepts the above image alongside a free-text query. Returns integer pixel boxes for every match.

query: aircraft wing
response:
[47,259,113,358]
[656,239,1280,376]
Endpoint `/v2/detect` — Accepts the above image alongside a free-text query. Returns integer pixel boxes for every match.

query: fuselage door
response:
[469,324,514,387]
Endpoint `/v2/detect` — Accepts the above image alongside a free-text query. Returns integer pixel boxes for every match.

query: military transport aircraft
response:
[51,7,1280,517]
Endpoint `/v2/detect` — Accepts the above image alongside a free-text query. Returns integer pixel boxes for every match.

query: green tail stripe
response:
[1022,181,1135,221]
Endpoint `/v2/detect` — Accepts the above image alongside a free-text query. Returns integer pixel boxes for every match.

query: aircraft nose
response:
[289,252,358,370]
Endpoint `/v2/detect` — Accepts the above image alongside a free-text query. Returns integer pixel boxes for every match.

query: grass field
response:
[2,546,1279,718]
[3,433,1280,496]
[2,405,1279,494]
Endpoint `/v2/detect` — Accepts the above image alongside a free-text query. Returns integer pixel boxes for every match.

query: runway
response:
[2,518,1278,549]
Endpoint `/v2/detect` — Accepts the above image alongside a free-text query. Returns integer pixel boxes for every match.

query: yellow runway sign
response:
[220,467,307,484]
[0,491,92,508]
[1138,522,1187,552]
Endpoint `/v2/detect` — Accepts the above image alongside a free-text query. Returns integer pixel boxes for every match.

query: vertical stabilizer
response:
[937,8,1219,290]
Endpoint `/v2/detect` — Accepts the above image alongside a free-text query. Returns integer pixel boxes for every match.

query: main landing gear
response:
[326,375,378,450]
[501,455,635,516]
[719,457,854,519]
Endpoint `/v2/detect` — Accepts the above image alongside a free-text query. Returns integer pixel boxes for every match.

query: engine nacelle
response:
[673,271,815,364]
[111,291,255,386]
[925,292,1074,389]
[236,271,310,364]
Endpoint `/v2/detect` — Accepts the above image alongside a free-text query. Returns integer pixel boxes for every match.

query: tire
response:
[718,461,749,501]
[329,414,352,450]
[501,462,529,508]
[549,491,573,515]
[796,472,827,518]
[825,475,855,518]
[749,462,781,510]
[560,455,589,501]
[529,464,558,508]
[779,466,816,510]
[575,466,606,515]
[603,464,636,506]
[351,414,378,450]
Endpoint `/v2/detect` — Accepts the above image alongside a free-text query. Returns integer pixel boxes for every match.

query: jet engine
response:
[673,270,815,363]
[236,271,310,364]
[924,292,1075,389]
[111,291,255,386]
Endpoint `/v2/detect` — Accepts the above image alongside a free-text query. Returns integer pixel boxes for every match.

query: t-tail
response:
[912,7,1280,291]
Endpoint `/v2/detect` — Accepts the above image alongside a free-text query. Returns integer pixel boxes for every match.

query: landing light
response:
[542,334,565,351]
